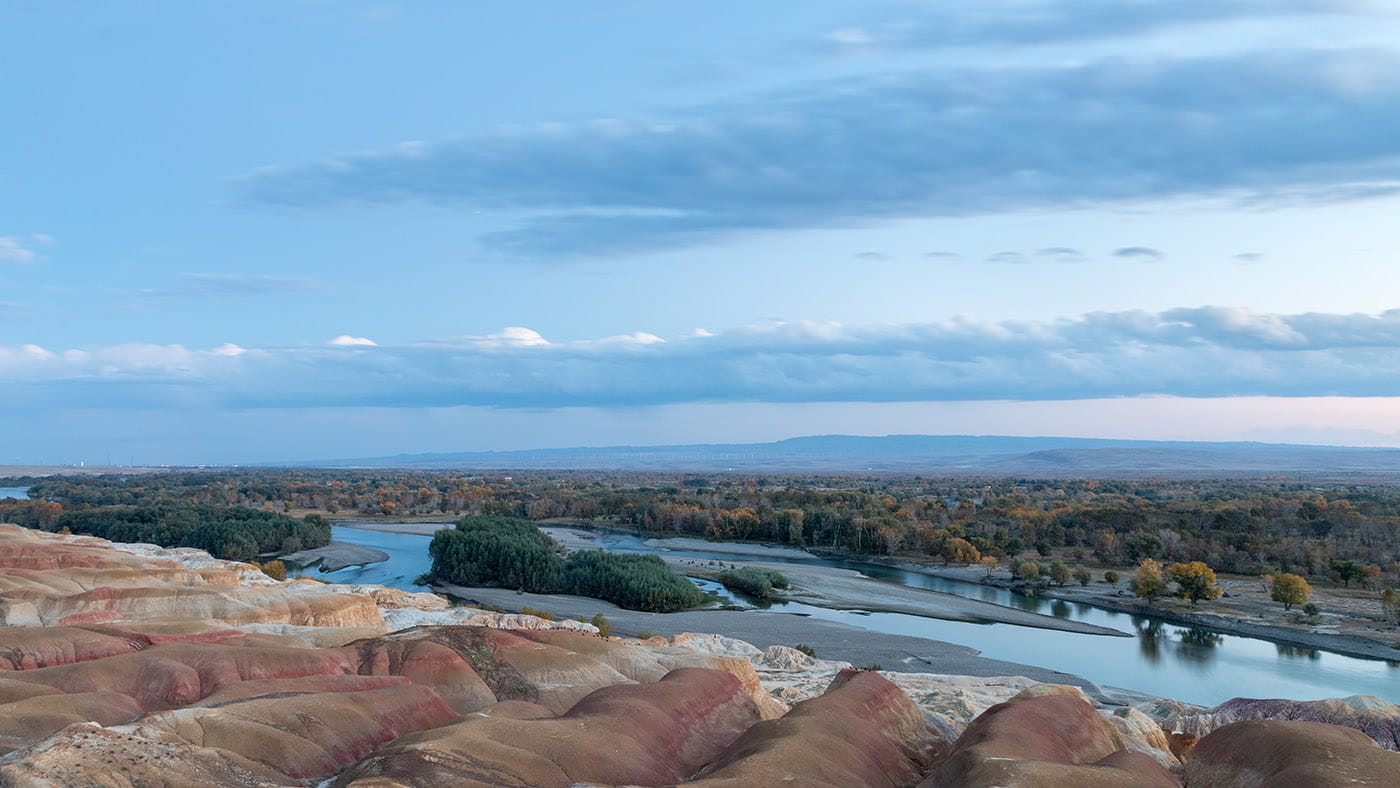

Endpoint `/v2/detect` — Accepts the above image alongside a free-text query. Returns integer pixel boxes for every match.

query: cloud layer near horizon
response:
[8,307,1400,410]
[239,46,1400,257]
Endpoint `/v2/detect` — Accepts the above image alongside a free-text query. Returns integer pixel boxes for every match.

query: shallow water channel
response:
[298,524,1400,706]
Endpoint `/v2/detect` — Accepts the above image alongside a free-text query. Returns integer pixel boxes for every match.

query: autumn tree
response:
[1270,573,1312,611]
[1072,566,1091,586]
[1017,561,1041,582]
[1168,561,1223,607]
[1104,570,1120,585]
[1049,559,1071,586]
[944,537,980,565]
[1131,558,1168,603]
[980,555,999,577]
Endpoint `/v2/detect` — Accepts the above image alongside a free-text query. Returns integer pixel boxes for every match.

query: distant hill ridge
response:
[293,434,1400,475]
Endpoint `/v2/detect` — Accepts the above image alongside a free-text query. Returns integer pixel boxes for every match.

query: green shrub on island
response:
[429,515,706,613]
[565,549,707,613]
[51,506,330,562]
[715,566,790,598]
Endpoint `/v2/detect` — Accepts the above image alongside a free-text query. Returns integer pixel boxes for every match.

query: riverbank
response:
[431,580,1132,704]
[279,539,390,572]
[864,557,1400,664]
[328,518,1400,663]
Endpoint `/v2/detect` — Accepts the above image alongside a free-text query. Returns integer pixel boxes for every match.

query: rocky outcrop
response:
[0,724,299,787]
[688,669,942,788]
[921,692,1181,787]
[1183,720,1400,786]
[336,668,761,787]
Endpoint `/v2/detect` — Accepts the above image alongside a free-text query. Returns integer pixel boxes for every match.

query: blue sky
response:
[5,0,1400,464]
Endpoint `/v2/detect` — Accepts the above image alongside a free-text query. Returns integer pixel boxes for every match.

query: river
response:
[296,524,1400,706]
[0,487,30,499]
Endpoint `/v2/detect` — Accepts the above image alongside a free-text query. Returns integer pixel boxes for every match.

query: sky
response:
[5,0,1400,465]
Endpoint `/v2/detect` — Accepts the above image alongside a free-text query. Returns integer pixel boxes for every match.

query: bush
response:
[1104,570,1120,585]
[257,559,287,581]
[716,567,790,598]
[591,613,611,637]
[794,644,817,657]
[520,605,554,621]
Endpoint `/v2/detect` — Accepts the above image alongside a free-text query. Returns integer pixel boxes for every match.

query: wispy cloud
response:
[0,235,52,263]
[817,0,1376,54]
[239,48,1400,258]
[854,251,890,261]
[0,302,28,321]
[1036,247,1086,263]
[9,307,1400,411]
[175,274,327,297]
[1113,246,1166,262]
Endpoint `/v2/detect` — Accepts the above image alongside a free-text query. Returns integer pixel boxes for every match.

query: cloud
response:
[1036,247,1086,263]
[854,251,890,261]
[1113,246,1166,262]
[1233,252,1265,264]
[239,48,1400,258]
[0,236,45,263]
[328,335,378,346]
[816,0,1375,53]
[176,274,326,297]
[11,307,1400,411]
[0,302,28,321]
[924,251,962,260]
[986,251,1027,264]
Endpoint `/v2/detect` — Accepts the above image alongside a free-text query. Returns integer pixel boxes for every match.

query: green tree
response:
[1017,561,1041,582]
[1168,561,1223,607]
[1269,573,1312,611]
[1072,566,1091,586]
[1049,559,1071,586]
[590,613,611,637]
[1131,558,1168,603]
[1103,570,1120,585]
[1332,560,1366,588]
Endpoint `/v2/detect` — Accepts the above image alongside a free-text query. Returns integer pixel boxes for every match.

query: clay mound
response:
[0,691,144,755]
[7,641,357,712]
[0,625,144,669]
[1205,696,1400,750]
[344,634,498,714]
[1183,719,1400,787]
[689,669,943,788]
[138,684,459,779]
[348,626,635,713]
[0,723,299,787]
[922,693,1180,787]
[195,673,415,706]
[337,667,761,788]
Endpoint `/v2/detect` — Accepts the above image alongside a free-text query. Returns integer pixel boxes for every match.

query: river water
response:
[0,487,30,499]
[298,524,1400,706]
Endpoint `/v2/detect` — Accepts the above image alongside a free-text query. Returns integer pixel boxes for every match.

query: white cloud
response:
[7,308,1400,411]
[329,335,378,347]
[0,237,38,263]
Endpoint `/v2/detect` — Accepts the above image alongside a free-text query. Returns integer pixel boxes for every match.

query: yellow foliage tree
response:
[943,537,980,566]
[1131,558,1168,603]
[1168,561,1222,607]
[1270,573,1311,611]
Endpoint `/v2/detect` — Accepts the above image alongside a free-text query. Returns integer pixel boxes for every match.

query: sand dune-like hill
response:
[2,522,1399,786]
